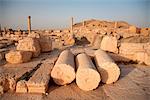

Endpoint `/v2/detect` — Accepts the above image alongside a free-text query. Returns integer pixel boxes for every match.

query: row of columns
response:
[1,17,118,35]
[28,16,75,34]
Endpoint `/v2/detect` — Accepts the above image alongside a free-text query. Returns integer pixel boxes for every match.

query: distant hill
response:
[73,19,130,29]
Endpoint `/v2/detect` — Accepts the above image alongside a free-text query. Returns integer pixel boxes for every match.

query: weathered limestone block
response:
[17,37,41,57]
[5,50,32,64]
[119,42,150,65]
[51,50,75,85]
[119,43,145,54]
[76,53,100,91]
[94,49,120,84]
[16,80,28,93]
[27,63,53,94]
[91,34,103,49]
[100,36,118,53]
[129,25,137,33]
[39,37,52,52]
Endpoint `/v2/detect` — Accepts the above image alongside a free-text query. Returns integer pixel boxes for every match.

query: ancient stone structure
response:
[82,21,85,27]
[17,37,41,57]
[27,63,53,94]
[91,34,103,49]
[39,37,52,52]
[76,53,100,91]
[0,24,2,36]
[4,27,7,35]
[51,50,75,85]
[119,42,150,65]
[5,50,32,64]
[114,21,118,29]
[16,80,28,93]
[71,17,74,34]
[94,49,120,84]
[100,36,118,53]
[28,16,31,34]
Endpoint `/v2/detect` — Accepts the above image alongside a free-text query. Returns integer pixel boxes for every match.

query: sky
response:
[0,0,150,30]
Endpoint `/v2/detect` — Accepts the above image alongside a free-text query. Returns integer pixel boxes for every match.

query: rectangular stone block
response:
[5,50,32,64]
[100,36,118,53]
[16,80,28,93]
[27,63,53,94]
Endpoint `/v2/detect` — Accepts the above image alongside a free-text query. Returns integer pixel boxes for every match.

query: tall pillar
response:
[27,16,31,34]
[0,24,2,36]
[83,20,85,27]
[4,27,7,35]
[71,17,73,34]
[114,21,117,29]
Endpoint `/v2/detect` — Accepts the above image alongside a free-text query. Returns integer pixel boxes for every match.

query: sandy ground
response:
[0,46,150,100]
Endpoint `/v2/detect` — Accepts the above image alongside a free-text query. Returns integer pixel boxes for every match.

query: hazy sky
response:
[0,0,150,29]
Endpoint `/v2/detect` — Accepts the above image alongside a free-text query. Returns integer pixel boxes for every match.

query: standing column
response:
[114,21,117,29]
[4,27,7,35]
[0,24,2,36]
[113,21,117,33]
[27,16,31,34]
[82,20,85,27]
[71,17,73,34]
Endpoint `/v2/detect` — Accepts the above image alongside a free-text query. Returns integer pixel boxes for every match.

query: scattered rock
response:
[100,36,118,53]
[39,37,52,52]
[16,80,28,93]
[76,53,100,91]
[51,50,75,85]
[95,49,120,84]
[17,37,41,57]
[6,50,32,64]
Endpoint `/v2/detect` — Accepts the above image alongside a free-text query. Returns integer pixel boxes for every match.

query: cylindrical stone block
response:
[51,49,75,85]
[94,49,120,84]
[76,53,101,91]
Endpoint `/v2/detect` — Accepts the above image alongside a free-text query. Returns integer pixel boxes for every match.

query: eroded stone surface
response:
[27,63,53,94]
[100,36,118,53]
[6,50,32,64]
[17,37,41,57]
